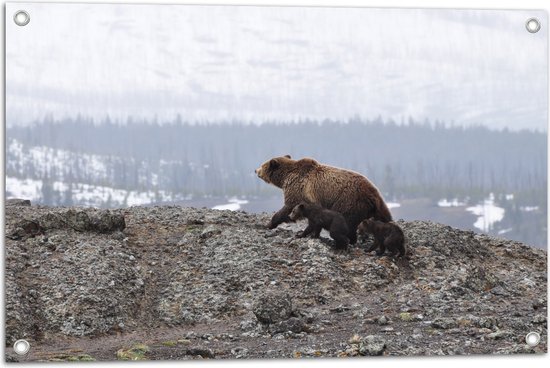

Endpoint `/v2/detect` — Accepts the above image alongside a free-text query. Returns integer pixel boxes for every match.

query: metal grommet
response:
[14,10,30,26]
[13,339,30,355]
[525,332,541,347]
[526,18,541,33]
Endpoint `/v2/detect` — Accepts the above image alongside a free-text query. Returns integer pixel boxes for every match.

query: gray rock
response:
[532,314,546,324]
[253,293,294,325]
[431,317,457,329]
[91,211,126,233]
[185,348,215,359]
[7,219,43,240]
[200,225,221,239]
[490,285,509,296]
[231,347,249,358]
[5,198,31,207]
[64,209,94,231]
[359,335,386,356]
[37,209,125,233]
[270,317,306,334]
[239,319,257,331]
[377,315,390,325]
[486,329,512,340]
[471,316,498,329]
[38,212,66,230]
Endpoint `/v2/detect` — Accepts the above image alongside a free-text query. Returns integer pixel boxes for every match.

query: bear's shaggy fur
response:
[255,155,392,244]
[358,218,406,257]
[289,202,349,250]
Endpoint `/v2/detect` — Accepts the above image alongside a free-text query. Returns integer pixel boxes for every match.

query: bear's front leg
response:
[312,227,322,238]
[297,223,315,238]
[375,238,386,256]
[366,239,380,253]
[269,205,293,229]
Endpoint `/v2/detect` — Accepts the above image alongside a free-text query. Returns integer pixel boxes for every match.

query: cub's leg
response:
[297,222,316,238]
[366,237,380,253]
[386,234,406,257]
[331,231,350,250]
[312,226,322,238]
[375,237,386,256]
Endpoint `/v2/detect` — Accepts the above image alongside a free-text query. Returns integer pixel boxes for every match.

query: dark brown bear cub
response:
[358,218,406,257]
[289,202,350,250]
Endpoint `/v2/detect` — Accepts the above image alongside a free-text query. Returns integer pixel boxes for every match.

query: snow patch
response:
[438,198,466,207]
[498,228,513,235]
[5,176,190,208]
[466,193,505,232]
[213,197,249,211]
[5,177,42,200]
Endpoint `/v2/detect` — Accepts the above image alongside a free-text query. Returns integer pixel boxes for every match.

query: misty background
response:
[4,4,548,247]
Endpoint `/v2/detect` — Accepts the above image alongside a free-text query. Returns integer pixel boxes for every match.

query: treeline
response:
[6,116,547,207]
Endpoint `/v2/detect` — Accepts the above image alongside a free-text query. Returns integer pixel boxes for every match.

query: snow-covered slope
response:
[5,138,191,207]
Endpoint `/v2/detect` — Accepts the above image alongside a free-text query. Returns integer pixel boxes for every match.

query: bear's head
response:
[357,218,376,235]
[255,155,293,188]
[289,203,306,221]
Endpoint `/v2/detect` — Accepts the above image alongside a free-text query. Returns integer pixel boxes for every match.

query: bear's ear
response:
[284,154,291,159]
[269,159,280,170]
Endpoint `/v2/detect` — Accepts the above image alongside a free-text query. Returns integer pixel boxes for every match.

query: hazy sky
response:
[5,3,548,130]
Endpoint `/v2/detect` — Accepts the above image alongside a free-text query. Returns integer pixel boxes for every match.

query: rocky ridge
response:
[3,200,547,361]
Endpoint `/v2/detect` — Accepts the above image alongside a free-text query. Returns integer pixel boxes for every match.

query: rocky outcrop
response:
[4,201,547,360]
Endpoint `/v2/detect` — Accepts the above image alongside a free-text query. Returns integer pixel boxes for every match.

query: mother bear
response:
[255,155,392,244]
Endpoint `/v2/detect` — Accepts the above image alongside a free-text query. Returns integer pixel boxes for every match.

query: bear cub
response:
[289,202,350,250]
[358,218,406,257]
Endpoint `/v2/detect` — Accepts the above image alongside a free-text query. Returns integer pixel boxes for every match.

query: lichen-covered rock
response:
[5,198,31,207]
[359,335,386,356]
[432,317,458,330]
[8,208,127,234]
[7,219,43,240]
[253,293,294,325]
[270,317,306,334]
[91,210,126,233]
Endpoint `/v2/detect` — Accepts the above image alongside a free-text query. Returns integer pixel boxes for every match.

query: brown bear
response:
[289,202,350,250]
[358,218,406,257]
[255,155,392,244]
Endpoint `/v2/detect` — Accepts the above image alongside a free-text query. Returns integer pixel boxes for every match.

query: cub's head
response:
[289,203,306,221]
[255,155,293,188]
[357,218,376,234]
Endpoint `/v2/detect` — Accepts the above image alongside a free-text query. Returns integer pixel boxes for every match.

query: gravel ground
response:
[4,200,547,362]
